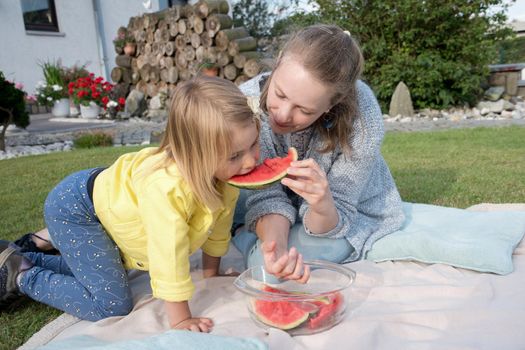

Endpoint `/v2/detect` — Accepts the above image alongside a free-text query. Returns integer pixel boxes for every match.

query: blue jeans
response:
[18,169,133,321]
[232,190,354,269]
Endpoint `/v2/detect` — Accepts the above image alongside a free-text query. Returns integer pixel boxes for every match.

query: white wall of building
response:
[0,0,101,95]
[0,0,166,96]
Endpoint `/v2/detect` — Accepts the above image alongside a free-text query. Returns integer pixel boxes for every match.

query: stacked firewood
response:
[111,0,268,100]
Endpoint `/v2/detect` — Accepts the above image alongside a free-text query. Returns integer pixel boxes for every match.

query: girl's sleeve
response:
[299,80,386,239]
[139,179,195,302]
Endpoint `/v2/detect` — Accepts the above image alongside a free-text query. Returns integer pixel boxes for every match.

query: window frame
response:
[168,0,188,7]
[21,0,60,32]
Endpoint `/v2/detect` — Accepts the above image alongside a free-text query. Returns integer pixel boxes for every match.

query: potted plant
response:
[199,59,219,77]
[68,73,114,119]
[104,97,126,119]
[123,36,137,56]
[113,27,136,56]
[35,60,69,118]
[60,62,89,117]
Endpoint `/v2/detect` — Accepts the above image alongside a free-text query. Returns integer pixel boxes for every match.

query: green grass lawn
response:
[1,126,525,349]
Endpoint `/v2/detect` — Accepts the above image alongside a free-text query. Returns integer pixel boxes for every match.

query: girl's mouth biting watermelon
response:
[227,147,298,190]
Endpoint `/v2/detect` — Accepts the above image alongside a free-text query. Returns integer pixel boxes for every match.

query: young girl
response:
[0,76,260,332]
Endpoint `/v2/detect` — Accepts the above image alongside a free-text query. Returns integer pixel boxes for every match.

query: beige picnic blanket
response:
[20,203,525,350]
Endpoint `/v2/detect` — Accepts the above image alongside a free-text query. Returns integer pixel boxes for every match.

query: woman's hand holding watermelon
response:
[281,159,339,234]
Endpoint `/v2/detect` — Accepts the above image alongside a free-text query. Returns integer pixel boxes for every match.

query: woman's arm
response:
[255,214,310,282]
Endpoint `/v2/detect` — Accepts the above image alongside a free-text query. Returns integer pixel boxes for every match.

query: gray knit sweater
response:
[239,74,405,262]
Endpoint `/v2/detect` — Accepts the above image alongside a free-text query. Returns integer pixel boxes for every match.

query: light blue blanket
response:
[38,330,267,350]
[367,203,525,274]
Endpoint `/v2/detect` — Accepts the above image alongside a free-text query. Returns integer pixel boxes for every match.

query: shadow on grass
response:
[392,167,458,204]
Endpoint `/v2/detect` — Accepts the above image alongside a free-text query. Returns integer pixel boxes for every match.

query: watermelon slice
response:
[252,298,309,330]
[227,147,298,190]
[308,292,343,329]
[256,285,344,331]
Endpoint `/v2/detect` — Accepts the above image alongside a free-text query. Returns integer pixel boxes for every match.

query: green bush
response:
[74,132,113,149]
[281,0,514,110]
[0,71,29,151]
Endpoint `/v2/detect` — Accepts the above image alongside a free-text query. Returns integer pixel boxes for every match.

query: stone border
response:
[49,117,115,124]
[5,119,166,147]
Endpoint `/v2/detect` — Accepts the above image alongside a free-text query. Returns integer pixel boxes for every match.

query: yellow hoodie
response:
[92,147,238,302]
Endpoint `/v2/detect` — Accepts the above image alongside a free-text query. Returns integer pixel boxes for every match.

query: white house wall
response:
[0,0,100,95]
[0,0,164,96]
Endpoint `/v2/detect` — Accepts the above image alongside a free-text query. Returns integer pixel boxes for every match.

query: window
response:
[168,0,188,7]
[21,0,59,32]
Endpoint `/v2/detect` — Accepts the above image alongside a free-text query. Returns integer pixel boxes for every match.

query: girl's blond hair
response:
[156,76,257,210]
[260,24,364,154]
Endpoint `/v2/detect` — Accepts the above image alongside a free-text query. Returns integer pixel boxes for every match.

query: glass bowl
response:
[234,260,356,335]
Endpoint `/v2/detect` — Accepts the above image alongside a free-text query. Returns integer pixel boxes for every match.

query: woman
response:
[232,24,405,282]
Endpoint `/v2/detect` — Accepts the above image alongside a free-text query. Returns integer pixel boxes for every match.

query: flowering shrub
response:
[68,74,114,108]
[0,71,29,150]
[35,81,65,107]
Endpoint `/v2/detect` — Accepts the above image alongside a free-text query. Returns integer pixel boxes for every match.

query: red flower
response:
[68,73,114,107]
[118,97,126,105]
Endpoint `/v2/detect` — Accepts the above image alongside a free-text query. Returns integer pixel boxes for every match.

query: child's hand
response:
[173,317,214,332]
[165,300,213,332]
[172,317,214,332]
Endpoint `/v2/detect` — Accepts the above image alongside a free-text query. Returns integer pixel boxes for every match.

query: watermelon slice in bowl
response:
[227,147,298,190]
[234,260,356,335]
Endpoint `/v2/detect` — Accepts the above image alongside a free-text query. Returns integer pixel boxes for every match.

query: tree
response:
[299,0,514,110]
[232,0,299,38]
[232,0,274,38]
[0,72,29,151]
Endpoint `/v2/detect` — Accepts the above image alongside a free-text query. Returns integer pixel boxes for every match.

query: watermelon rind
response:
[227,147,298,190]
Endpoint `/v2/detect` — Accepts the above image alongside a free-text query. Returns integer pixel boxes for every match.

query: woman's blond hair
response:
[156,76,257,210]
[260,24,364,154]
